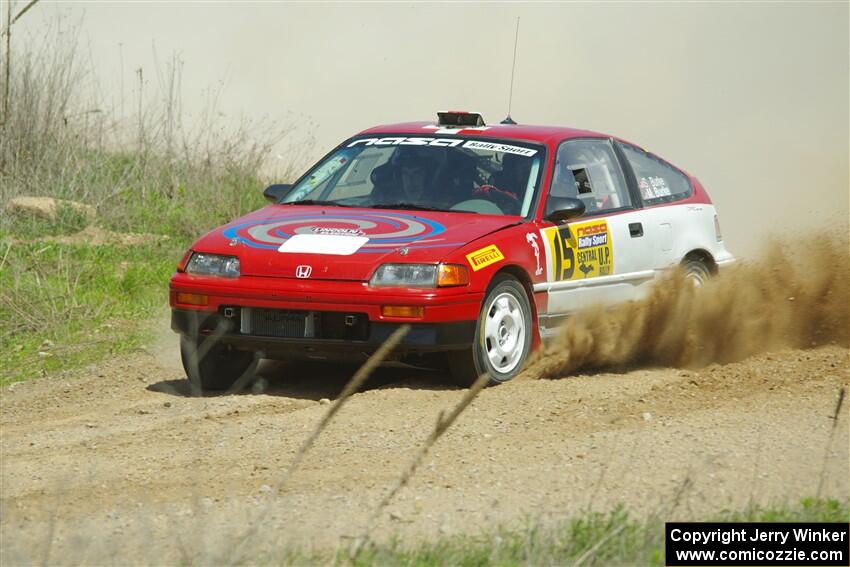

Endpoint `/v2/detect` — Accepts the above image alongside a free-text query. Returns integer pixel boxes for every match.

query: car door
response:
[616,141,707,269]
[537,138,657,318]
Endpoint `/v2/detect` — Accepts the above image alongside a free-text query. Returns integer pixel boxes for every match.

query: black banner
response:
[666,522,849,566]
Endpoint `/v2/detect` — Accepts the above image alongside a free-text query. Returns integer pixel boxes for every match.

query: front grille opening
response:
[226,307,369,341]
[320,312,369,340]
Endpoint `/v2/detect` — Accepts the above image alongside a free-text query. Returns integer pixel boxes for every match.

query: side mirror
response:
[263,183,292,203]
[545,197,586,224]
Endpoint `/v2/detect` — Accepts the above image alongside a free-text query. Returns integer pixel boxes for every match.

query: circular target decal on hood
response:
[222,212,459,252]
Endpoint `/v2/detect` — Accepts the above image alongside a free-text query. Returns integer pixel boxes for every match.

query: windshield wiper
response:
[372,202,464,213]
[279,200,352,207]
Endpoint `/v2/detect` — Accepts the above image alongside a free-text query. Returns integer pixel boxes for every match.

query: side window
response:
[548,139,631,214]
[621,145,691,205]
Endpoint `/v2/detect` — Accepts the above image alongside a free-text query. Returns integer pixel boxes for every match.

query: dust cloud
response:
[522,235,849,380]
[13,3,849,257]
[147,308,184,374]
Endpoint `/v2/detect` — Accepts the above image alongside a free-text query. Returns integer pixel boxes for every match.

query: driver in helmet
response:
[395,146,432,202]
[473,153,530,215]
[492,154,532,197]
[371,146,437,205]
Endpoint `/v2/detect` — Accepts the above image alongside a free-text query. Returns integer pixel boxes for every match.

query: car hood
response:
[194,205,521,281]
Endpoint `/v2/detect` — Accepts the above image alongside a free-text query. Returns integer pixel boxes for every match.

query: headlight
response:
[370,263,469,288]
[184,253,240,277]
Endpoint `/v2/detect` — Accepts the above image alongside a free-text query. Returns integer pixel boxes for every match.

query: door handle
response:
[629,222,644,237]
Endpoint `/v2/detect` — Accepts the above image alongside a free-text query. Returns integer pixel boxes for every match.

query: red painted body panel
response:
[170,275,484,322]
[169,117,718,356]
[360,121,606,145]
[192,204,523,281]
[169,219,541,318]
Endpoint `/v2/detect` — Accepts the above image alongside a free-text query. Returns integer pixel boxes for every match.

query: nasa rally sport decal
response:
[541,220,614,281]
[222,212,463,253]
[347,137,538,157]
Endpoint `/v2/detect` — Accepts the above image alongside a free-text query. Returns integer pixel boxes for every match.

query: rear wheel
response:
[449,274,533,387]
[180,335,256,393]
[683,258,712,287]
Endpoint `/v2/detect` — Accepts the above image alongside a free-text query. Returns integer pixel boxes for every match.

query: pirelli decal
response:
[541,220,614,281]
[466,244,505,272]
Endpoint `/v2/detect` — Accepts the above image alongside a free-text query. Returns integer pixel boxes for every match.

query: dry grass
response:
[182,325,496,564]
[225,325,411,564]
[0,15,310,239]
[350,371,491,558]
[0,14,310,381]
[3,12,847,567]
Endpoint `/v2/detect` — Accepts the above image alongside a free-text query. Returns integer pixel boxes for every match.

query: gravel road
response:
[2,336,847,564]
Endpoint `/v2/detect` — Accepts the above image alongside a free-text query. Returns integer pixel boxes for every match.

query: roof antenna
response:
[501,17,520,125]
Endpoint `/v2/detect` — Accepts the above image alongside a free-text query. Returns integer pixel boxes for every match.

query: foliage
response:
[0,16,308,382]
[264,499,849,566]
[0,238,186,384]
[0,17,306,239]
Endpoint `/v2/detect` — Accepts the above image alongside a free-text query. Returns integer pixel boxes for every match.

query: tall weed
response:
[0,15,309,238]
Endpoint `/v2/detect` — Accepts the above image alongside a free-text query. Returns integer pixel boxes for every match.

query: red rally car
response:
[170,111,734,391]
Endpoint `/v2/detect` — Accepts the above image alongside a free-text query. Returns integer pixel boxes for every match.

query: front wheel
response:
[180,335,256,393]
[448,274,533,387]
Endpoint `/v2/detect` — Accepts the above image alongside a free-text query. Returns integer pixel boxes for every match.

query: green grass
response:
[0,233,188,385]
[0,18,298,384]
[4,202,92,239]
[0,159,274,385]
[267,498,848,566]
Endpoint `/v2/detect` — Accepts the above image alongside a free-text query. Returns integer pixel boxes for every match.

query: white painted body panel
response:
[535,203,734,320]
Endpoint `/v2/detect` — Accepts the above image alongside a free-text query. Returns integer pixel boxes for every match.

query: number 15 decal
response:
[541,220,614,281]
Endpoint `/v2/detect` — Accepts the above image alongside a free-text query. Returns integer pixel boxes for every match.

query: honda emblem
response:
[295,265,312,279]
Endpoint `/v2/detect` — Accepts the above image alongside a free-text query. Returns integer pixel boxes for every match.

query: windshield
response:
[282,135,544,216]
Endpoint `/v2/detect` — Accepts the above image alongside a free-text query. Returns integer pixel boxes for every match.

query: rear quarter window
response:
[621,144,692,205]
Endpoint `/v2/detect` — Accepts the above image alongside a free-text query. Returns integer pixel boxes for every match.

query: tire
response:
[180,335,256,393]
[448,274,533,387]
[682,258,712,288]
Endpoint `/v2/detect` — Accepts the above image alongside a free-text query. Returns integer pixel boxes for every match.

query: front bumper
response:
[171,309,476,359]
[169,274,482,359]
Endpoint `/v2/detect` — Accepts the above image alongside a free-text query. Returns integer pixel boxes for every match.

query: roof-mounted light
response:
[436,111,485,128]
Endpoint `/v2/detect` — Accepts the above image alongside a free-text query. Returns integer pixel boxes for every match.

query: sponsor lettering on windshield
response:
[348,137,537,157]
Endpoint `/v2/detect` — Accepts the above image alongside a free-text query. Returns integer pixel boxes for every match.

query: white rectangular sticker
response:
[461,140,537,156]
[277,234,369,255]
